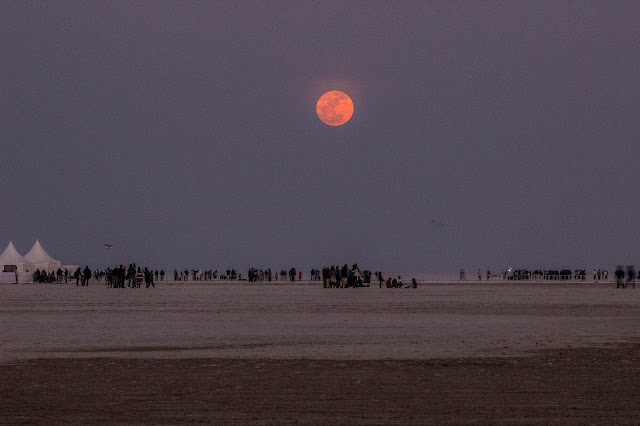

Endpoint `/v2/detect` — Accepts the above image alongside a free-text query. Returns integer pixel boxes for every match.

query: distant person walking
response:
[478,269,482,281]
[74,268,81,286]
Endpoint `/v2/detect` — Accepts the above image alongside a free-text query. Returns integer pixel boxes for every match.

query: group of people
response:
[320,264,377,288]
[248,268,272,282]
[72,266,93,286]
[381,275,418,289]
[615,266,637,288]
[460,268,614,281]
[502,269,580,281]
[33,268,69,283]
[103,264,158,288]
[31,267,87,285]
[35,265,161,288]
[29,263,638,290]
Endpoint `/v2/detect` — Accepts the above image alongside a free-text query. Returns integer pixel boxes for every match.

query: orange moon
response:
[316,91,354,126]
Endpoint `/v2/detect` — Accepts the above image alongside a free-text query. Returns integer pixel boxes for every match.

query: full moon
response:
[316,91,354,126]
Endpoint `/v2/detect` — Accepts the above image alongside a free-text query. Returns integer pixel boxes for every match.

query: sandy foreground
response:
[1,281,639,423]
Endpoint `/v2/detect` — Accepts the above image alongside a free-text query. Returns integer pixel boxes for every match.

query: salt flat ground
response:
[2,281,638,362]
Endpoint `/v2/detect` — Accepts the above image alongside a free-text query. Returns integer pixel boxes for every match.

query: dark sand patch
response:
[2,345,639,424]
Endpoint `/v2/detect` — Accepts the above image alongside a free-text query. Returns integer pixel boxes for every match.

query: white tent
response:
[0,241,33,273]
[23,240,61,273]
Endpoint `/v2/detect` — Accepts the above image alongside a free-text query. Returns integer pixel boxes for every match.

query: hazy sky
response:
[2,1,639,273]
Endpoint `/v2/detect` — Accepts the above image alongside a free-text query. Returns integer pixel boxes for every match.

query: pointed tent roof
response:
[0,241,29,265]
[23,240,59,264]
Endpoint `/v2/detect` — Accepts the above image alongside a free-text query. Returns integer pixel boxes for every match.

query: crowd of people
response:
[26,262,638,290]
[458,268,616,281]
[503,269,588,281]
[615,266,637,288]
[33,268,69,283]
[30,265,162,288]
[101,264,159,288]
[167,268,304,282]
[316,264,410,289]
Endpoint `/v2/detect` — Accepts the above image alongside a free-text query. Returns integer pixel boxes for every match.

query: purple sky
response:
[2,1,639,273]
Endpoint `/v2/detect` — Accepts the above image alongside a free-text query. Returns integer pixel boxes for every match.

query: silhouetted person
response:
[83,266,92,286]
[615,266,624,288]
[74,268,81,286]
[626,266,636,288]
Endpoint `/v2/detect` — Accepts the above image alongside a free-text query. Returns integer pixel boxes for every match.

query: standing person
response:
[486,270,491,281]
[340,265,348,288]
[119,265,126,288]
[626,266,636,288]
[127,264,135,287]
[64,269,68,283]
[83,266,92,286]
[478,269,482,281]
[160,269,165,281]
[330,266,337,288]
[154,270,159,282]
[74,268,81,286]
[298,271,302,281]
[136,267,144,288]
[615,266,624,288]
[144,268,151,287]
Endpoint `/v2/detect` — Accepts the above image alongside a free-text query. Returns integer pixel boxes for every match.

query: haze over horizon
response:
[2,2,640,273]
